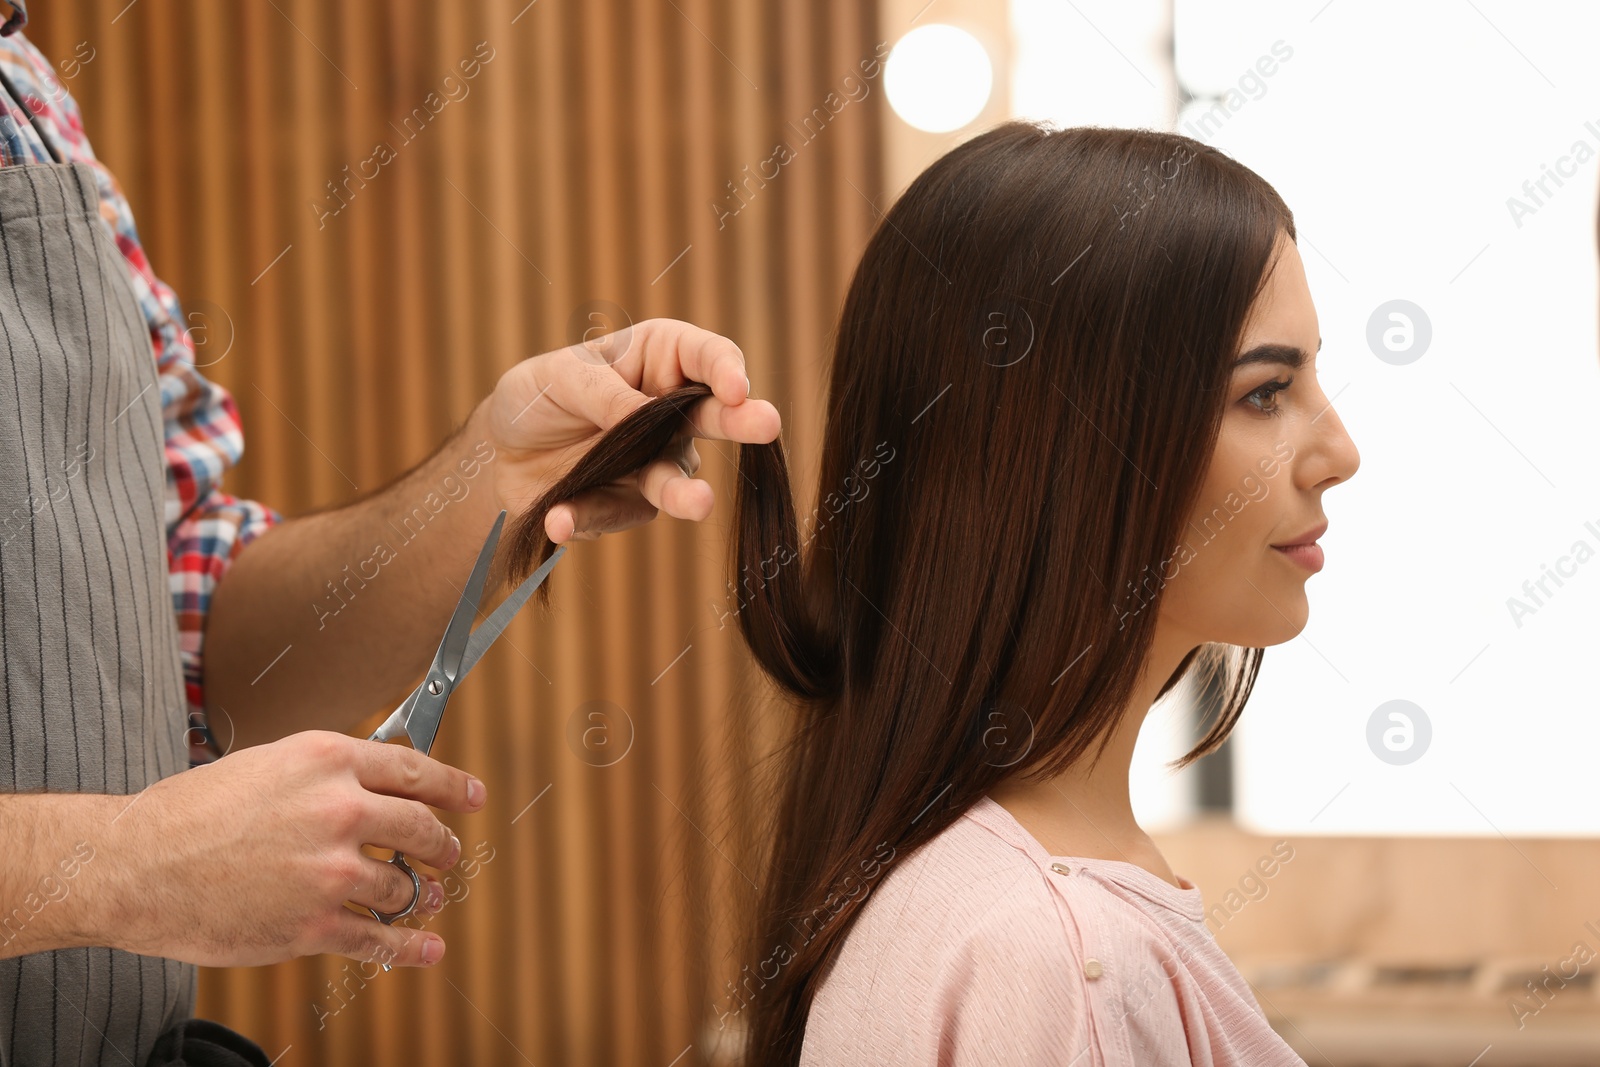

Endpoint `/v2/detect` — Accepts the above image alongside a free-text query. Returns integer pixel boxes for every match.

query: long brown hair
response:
[507,121,1295,1065]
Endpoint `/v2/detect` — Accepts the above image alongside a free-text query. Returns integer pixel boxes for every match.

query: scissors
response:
[363,509,564,966]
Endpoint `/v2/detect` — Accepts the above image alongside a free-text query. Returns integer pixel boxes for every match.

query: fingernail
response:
[467,777,486,806]
[744,374,751,398]
[447,833,461,868]
[421,937,443,965]
[426,881,444,911]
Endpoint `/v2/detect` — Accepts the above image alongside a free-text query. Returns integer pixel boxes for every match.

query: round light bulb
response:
[885,24,993,134]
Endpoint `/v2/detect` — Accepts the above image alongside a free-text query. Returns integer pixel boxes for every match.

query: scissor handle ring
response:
[367,852,423,925]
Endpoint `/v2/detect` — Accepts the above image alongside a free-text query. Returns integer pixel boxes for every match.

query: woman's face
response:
[1158,230,1360,650]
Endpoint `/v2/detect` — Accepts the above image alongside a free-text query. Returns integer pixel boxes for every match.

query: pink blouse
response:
[800,796,1307,1065]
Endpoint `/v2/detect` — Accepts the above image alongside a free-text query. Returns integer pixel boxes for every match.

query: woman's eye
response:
[1245,377,1292,416]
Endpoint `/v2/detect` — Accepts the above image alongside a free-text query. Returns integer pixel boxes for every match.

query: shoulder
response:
[0,33,95,161]
[864,805,1084,961]
[802,806,1105,1064]
[802,800,1303,1066]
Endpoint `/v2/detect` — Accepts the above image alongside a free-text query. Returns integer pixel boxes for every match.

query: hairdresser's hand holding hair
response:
[167,318,774,972]
[487,317,780,545]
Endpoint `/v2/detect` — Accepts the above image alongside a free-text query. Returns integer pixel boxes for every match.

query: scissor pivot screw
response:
[427,679,443,695]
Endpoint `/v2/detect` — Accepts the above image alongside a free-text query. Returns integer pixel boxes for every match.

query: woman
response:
[509,120,1359,1065]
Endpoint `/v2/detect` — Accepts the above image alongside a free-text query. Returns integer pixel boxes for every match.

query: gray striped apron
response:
[0,160,195,1065]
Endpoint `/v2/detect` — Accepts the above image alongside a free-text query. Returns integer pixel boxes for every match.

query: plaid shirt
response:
[0,22,281,765]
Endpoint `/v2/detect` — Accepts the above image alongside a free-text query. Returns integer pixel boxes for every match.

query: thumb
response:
[584,364,653,434]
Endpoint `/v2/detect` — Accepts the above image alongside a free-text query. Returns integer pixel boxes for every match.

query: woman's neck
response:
[989,626,1198,889]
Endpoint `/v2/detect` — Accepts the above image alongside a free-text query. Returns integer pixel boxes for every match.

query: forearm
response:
[202,398,507,749]
[0,793,121,960]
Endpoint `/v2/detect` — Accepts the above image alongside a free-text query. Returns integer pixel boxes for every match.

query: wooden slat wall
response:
[25,2,884,1063]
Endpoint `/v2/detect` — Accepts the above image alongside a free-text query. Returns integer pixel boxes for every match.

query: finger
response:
[364,796,462,869]
[634,456,713,522]
[627,318,752,408]
[544,436,704,541]
[357,742,486,813]
[680,394,781,446]
[327,909,445,968]
[543,502,578,544]
[347,857,447,918]
[543,346,654,436]
[550,319,748,437]
[665,435,701,477]
[534,323,774,446]
[545,483,659,543]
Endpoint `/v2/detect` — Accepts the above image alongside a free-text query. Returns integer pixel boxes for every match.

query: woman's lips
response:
[1272,542,1325,573]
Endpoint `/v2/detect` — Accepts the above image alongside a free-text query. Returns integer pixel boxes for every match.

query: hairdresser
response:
[0,5,780,1065]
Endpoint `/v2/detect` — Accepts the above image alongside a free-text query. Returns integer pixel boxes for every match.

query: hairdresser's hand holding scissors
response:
[485,317,781,544]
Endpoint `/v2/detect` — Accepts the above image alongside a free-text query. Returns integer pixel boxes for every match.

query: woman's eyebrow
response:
[1233,337,1322,369]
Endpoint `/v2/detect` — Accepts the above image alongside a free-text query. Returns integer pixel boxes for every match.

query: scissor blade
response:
[435,510,507,685]
[454,542,566,683]
[399,511,508,756]
[368,687,420,744]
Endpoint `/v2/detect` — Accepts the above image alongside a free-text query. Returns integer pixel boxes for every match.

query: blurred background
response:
[22,0,1600,1064]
